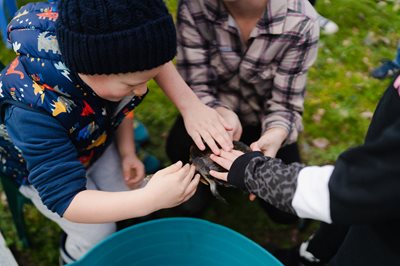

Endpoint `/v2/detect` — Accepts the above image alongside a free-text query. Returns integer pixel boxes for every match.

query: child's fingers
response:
[209,154,232,170]
[181,165,196,186]
[183,184,198,203]
[172,163,191,182]
[209,170,228,181]
[232,149,244,156]
[183,174,200,200]
[136,168,145,180]
[156,161,183,175]
[249,193,257,201]
[183,190,197,203]
[218,150,241,161]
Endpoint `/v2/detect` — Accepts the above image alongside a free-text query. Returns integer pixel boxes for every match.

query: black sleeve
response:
[229,151,304,214]
[227,151,264,190]
[329,118,400,224]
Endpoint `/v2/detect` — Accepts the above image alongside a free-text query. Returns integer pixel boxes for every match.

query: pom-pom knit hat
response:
[56,0,177,75]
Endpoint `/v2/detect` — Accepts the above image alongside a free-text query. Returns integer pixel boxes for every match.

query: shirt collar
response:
[202,0,287,35]
[260,0,287,35]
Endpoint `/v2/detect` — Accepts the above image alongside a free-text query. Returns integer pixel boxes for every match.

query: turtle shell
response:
[189,141,251,186]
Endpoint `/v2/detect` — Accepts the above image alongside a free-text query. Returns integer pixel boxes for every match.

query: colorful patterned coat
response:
[0,1,144,185]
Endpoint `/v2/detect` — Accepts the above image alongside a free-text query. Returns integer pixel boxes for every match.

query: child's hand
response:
[209,150,244,181]
[121,154,145,189]
[182,103,233,155]
[145,161,200,210]
[210,150,257,202]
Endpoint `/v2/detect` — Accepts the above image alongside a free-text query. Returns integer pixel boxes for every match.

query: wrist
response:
[140,186,160,213]
[263,127,288,146]
[227,151,264,190]
[179,98,203,115]
[119,151,138,160]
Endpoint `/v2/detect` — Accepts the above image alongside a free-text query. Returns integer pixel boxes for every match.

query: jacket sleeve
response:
[228,151,304,214]
[4,106,87,216]
[292,117,400,224]
[328,117,400,224]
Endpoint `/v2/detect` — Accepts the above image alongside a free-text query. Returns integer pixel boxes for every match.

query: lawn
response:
[0,0,399,265]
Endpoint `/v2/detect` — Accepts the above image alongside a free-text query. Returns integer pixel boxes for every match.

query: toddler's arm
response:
[5,106,199,223]
[115,112,145,189]
[64,162,200,223]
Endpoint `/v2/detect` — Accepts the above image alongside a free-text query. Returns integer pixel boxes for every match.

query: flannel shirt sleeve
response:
[176,1,227,109]
[262,20,319,145]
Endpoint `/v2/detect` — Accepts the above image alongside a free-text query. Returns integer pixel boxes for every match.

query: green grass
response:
[1,0,399,265]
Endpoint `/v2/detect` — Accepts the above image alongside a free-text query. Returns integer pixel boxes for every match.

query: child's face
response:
[78,66,162,102]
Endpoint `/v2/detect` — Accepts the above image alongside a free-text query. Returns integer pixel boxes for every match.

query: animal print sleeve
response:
[245,157,304,214]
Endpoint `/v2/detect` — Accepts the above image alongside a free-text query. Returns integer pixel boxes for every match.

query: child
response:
[209,77,400,265]
[0,0,233,263]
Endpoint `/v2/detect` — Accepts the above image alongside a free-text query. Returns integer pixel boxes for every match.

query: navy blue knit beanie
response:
[56,0,177,75]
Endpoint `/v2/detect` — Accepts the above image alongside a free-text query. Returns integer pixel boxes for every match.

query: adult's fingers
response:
[189,131,206,151]
[207,127,233,153]
[250,142,261,152]
[218,113,234,132]
[213,116,234,151]
[199,130,221,155]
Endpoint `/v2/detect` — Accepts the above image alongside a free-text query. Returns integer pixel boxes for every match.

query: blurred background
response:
[0,0,399,265]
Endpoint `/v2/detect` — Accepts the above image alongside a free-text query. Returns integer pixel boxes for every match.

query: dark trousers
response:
[309,0,316,6]
[166,115,300,223]
[307,223,349,263]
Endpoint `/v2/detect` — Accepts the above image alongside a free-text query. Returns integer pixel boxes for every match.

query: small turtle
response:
[189,141,251,203]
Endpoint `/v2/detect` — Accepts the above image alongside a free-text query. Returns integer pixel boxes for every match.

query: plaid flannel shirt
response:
[176,0,319,144]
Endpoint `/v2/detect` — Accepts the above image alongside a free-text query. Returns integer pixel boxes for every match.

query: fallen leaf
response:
[312,108,326,123]
[312,138,330,149]
[360,111,373,119]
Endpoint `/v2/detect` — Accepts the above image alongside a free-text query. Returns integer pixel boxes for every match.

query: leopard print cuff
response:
[244,157,304,214]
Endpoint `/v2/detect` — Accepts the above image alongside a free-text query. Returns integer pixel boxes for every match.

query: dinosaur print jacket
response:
[0,1,144,214]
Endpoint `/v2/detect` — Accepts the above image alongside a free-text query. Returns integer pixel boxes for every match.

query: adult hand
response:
[121,154,145,189]
[215,107,242,141]
[250,127,288,157]
[209,149,244,181]
[182,103,233,155]
[145,162,200,209]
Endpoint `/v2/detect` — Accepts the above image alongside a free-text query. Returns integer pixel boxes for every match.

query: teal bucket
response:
[70,218,283,266]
